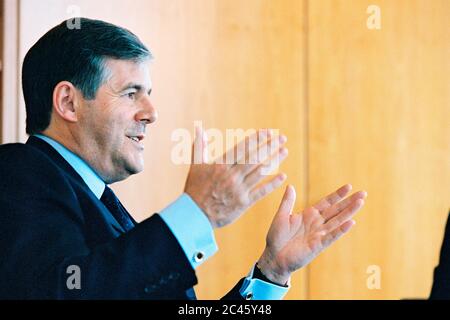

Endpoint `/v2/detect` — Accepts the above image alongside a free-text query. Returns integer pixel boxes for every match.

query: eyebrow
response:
[119,82,152,95]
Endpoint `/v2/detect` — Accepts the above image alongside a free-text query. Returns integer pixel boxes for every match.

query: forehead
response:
[103,58,152,90]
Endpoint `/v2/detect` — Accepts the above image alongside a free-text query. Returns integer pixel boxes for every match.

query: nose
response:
[135,96,158,124]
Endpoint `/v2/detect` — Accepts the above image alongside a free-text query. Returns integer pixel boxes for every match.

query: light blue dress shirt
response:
[34,134,289,300]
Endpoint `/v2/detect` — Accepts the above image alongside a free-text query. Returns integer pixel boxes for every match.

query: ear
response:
[52,81,80,123]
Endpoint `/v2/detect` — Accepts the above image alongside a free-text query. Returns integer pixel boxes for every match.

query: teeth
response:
[129,137,139,142]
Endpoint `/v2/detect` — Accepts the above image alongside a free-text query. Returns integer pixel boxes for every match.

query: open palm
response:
[258,184,367,285]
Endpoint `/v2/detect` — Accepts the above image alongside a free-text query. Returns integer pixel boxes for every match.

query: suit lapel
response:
[26,136,126,234]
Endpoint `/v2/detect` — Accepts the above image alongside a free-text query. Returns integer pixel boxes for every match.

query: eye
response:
[126,92,136,100]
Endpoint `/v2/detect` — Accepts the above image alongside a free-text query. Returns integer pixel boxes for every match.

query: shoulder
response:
[0,142,53,167]
[0,142,71,195]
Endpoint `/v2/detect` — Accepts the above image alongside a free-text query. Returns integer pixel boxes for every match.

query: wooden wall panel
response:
[307,0,450,299]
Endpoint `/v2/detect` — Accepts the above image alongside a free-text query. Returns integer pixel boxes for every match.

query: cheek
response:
[89,103,132,151]
[107,112,128,139]
[90,118,124,156]
[80,103,112,137]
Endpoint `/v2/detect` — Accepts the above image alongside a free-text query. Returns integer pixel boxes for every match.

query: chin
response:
[130,165,144,175]
[108,164,143,184]
[127,159,145,175]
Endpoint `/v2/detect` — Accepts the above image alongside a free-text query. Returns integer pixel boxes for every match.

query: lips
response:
[126,134,145,142]
[126,134,145,150]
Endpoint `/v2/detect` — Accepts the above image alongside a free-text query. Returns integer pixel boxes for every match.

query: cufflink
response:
[245,292,253,300]
[193,251,205,263]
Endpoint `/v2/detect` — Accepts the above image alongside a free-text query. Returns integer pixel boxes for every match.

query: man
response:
[0,18,367,299]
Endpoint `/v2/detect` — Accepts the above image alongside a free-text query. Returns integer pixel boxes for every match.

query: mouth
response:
[126,134,145,149]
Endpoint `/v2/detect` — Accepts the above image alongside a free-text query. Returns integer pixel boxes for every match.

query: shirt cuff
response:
[159,193,218,269]
[239,264,290,300]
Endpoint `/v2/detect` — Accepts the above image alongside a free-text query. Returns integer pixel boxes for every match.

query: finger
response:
[322,199,364,233]
[202,130,209,163]
[239,133,287,170]
[249,173,287,204]
[219,129,270,166]
[321,190,367,221]
[277,185,296,218]
[237,129,269,165]
[321,220,355,248]
[259,145,288,176]
[313,184,352,213]
[192,126,204,164]
[242,147,288,189]
[240,135,287,177]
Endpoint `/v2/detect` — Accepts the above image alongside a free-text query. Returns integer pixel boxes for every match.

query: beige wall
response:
[307,0,450,299]
[1,0,448,299]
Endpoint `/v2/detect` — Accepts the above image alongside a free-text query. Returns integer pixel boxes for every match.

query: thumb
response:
[275,185,296,221]
[192,126,208,164]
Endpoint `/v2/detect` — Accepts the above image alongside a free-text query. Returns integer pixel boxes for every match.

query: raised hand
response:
[184,127,288,228]
[257,184,367,285]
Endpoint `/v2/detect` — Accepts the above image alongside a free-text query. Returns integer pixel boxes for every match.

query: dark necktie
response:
[100,186,135,232]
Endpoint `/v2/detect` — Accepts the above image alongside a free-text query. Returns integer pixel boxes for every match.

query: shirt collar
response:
[34,134,105,199]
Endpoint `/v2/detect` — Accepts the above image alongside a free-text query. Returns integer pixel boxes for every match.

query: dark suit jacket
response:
[430,212,450,299]
[0,136,244,299]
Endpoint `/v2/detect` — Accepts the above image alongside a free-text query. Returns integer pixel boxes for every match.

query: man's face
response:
[76,58,157,183]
